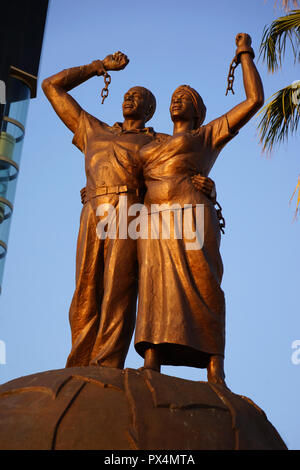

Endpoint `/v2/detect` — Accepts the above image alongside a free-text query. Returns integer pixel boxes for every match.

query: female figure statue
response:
[134,33,264,385]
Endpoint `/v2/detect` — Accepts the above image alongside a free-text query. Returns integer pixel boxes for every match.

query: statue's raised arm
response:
[41,52,129,134]
[226,33,264,133]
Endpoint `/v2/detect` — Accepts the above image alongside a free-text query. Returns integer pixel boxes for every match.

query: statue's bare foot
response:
[207,355,227,387]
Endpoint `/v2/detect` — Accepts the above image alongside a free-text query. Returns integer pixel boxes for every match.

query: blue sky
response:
[0,0,299,450]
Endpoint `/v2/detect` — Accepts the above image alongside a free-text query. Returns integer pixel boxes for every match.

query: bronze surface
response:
[42,34,263,387]
[42,54,160,369]
[135,33,264,385]
[0,367,287,450]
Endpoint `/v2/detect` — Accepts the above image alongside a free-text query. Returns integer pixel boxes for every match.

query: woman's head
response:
[170,85,206,129]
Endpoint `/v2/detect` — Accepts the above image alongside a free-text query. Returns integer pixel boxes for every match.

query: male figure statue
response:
[42,52,158,369]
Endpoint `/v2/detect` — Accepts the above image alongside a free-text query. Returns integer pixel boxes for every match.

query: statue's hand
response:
[103,51,129,71]
[235,33,252,48]
[235,33,254,63]
[191,175,216,201]
[80,187,86,205]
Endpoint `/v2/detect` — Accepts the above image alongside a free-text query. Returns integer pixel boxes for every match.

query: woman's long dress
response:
[134,114,237,368]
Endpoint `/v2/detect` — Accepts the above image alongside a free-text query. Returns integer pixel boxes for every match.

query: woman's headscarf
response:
[173,85,206,128]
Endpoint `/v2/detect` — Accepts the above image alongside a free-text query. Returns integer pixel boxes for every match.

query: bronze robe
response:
[134,114,237,368]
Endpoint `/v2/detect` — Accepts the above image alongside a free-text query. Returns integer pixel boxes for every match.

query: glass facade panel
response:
[0,76,30,292]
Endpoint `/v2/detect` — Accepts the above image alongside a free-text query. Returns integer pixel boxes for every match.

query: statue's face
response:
[122,87,149,121]
[170,90,196,123]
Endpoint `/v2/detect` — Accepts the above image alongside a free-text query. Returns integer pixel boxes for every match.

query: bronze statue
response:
[42,53,157,368]
[42,33,263,386]
[42,52,216,369]
[134,33,264,385]
[0,34,289,454]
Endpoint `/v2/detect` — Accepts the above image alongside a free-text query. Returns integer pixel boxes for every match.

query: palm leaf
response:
[275,0,300,12]
[259,9,300,73]
[257,82,300,153]
[289,174,300,219]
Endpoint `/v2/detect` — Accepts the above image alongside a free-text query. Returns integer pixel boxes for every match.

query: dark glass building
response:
[0,1,49,293]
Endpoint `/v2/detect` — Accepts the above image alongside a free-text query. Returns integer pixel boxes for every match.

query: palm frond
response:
[259,9,300,72]
[275,0,300,12]
[257,82,300,153]
[289,174,300,219]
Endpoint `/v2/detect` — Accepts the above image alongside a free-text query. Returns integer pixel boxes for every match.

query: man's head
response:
[122,86,156,124]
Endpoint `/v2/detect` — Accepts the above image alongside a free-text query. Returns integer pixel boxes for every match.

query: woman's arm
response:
[42,52,129,134]
[226,33,264,134]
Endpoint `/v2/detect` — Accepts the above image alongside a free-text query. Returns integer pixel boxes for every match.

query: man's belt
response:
[81,185,142,204]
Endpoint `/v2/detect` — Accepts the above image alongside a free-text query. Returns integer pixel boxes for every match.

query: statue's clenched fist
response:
[235,33,252,48]
[91,52,129,76]
[103,51,129,71]
[235,33,254,63]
